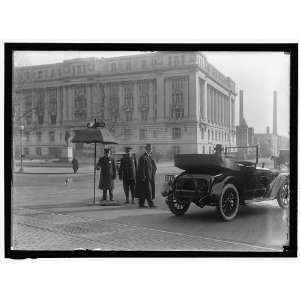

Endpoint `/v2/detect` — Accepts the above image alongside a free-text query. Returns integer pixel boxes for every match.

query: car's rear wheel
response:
[167,194,190,216]
[277,181,289,209]
[217,184,240,221]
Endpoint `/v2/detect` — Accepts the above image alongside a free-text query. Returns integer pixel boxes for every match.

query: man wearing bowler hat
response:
[96,148,116,202]
[135,144,157,208]
[119,146,137,204]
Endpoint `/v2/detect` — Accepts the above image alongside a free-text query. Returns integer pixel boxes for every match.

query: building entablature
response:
[14,52,235,93]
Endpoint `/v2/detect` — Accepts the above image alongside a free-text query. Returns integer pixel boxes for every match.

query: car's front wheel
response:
[217,184,240,221]
[167,194,190,216]
[277,180,289,209]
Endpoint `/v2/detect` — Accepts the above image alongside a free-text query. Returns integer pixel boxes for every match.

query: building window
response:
[111,63,117,72]
[202,146,205,154]
[168,56,172,66]
[36,147,42,156]
[153,130,157,138]
[174,56,180,65]
[201,128,204,140]
[49,131,55,142]
[124,128,131,139]
[126,61,131,71]
[36,90,45,124]
[139,129,146,140]
[36,131,42,142]
[141,60,147,69]
[48,147,62,158]
[38,70,43,79]
[171,78,185,120]
[24,147,29,156]
[172,145,180,155]
[74,86,87,121]
[215,131,218,141]
[141,111,148,121]
[50,114,57,124]
[172,128,181,139]
[208,129,210,141]
[181,55,185,64]
[25,132,30,142]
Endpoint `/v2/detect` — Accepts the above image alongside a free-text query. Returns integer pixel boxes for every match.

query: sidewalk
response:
[13,162,181,175]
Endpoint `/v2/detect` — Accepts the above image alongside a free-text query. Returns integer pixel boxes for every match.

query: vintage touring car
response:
[161,145,289,221]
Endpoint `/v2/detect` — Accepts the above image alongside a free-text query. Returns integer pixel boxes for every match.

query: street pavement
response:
[11,164,289,252]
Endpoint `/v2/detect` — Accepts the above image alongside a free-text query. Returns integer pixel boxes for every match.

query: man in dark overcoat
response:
[135,144,157,208]
[71,157,79,174]
[96,148,116,201]
[119,147,137,204]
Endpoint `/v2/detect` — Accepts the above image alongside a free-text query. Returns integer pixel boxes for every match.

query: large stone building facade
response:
[13,52,237,160]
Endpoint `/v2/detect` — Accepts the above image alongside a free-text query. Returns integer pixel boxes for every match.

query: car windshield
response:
[224,146,258,163]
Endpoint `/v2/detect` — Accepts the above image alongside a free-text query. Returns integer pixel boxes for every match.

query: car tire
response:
[277,180,289,209]
[217,183,240,221]
[167,194,190,216]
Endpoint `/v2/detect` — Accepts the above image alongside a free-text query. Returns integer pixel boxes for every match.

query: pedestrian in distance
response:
[71,157,79,174]
[135,144,157,208]
[119,146,137,204]
[96,148,116,202]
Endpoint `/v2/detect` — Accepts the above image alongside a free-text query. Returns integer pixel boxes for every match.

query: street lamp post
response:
[19,125,24,172]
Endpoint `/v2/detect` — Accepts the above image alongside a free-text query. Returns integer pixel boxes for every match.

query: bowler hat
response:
[145,143,152,150]
[104,148,111,153]
[124,146,132,152]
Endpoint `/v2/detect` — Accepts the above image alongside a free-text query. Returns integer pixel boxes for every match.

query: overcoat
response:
[96,156,116,190]
[119,154,137,181]
[135,153,157,199]
[72,158,79,172]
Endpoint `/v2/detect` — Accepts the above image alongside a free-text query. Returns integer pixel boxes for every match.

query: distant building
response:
[235,90,255,158]
[254,91,289,157]
[13,52,237,160]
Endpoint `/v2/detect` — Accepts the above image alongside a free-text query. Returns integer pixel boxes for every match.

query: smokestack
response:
[239,90,244,125]
[273,91,277,135]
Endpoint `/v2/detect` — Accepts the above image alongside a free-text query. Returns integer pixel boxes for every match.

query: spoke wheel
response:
[217,184,240,221]
[277,181,289,209]
[167,194,190,216]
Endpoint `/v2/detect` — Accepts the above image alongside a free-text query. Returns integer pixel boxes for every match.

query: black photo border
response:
[4,43,298,258]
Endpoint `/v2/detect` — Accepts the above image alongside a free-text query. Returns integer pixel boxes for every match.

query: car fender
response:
[210,175,240,202]
[266,172,289,199]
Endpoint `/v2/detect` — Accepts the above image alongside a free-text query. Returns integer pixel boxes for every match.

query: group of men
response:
[96,144,157,208]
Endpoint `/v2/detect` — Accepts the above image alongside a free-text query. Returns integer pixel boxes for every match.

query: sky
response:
[13,51,290,137]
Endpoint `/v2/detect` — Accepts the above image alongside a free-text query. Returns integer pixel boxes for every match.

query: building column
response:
[86,84,92,120]
[222,94,225,127]
[44,88,49,125]
[56,87,61,124]
[211,88,215,124]
[31,89,37,124]
[184,76,189,119]
[156,75,165,121]
[228,93,232,129]
[148,79,154,120]
[62,86,68,122]
[68,86,73,121]
[133,81,139,121]
[165,78,171,120]
[208,86,211,123]
[118,83,123,121]
[103,83,109,121]
[189,72,197,120]
[232,98,235,128]
[203,78,207,121]
[216,91,219,125]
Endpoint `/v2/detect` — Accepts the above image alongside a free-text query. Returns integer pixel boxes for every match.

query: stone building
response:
[13,52,237,160]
